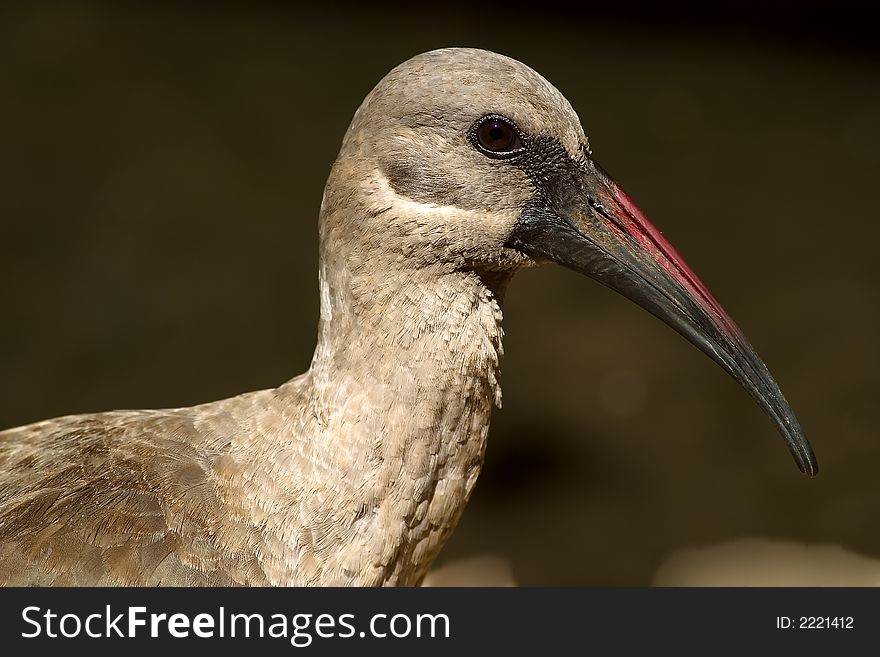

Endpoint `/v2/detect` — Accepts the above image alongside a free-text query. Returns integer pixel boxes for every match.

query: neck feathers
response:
[311,257,508,408]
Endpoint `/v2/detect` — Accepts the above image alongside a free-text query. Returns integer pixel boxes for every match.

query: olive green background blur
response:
[1,2,878,585]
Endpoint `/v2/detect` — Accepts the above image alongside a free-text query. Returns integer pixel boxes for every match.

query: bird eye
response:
[472,115,524,158]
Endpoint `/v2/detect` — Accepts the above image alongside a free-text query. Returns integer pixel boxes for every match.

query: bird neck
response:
[293,259,511,584]
[309,257,510,407]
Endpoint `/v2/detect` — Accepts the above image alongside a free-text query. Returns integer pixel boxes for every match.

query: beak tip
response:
[786,423,818,476]
[800,452,819,477]
[774,414,817,476]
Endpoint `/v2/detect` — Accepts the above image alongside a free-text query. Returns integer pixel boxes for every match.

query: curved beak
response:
[509,159,817,476]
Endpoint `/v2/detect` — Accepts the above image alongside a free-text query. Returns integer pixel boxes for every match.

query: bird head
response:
[320,47,817,476]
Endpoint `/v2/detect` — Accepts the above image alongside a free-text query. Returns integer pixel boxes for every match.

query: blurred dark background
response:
[1,1,878,585]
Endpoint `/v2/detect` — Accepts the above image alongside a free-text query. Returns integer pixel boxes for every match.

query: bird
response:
[0,47,817,586]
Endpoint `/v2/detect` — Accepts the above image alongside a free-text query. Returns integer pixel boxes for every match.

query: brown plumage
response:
[0,47,815,586]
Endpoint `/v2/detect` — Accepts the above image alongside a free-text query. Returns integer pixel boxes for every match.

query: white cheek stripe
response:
[365,170,474,221]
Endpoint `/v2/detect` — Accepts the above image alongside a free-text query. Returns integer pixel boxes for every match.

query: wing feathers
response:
[0,409,269,586]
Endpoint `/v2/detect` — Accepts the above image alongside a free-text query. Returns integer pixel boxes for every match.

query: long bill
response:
[508,159,817,475]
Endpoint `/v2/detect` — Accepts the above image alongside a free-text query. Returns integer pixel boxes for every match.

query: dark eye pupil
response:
[475,116,522,156]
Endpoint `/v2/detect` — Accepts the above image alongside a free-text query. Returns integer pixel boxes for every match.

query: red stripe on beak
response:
[603,184,742,341]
